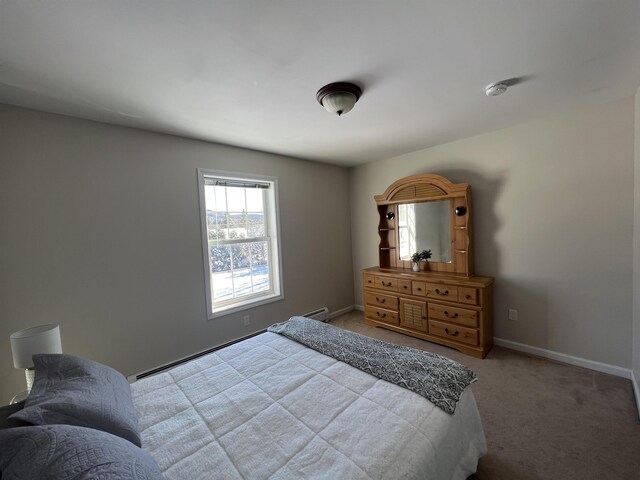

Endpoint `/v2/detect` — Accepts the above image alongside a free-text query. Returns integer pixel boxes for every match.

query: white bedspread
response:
[131,332,486,480]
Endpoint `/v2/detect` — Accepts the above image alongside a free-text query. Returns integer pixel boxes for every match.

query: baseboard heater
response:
[130,329,267,382]
[131,308,329,382]
[303,306,329,322]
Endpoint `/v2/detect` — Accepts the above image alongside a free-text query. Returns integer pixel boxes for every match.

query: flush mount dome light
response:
[485,82,508,97]
[316,82,362,116]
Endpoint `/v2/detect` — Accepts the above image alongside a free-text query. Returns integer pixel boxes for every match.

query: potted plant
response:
[411,249,432,271]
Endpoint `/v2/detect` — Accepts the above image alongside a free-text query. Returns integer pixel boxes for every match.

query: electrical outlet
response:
[508,309,518,321]
[243,315,251,326]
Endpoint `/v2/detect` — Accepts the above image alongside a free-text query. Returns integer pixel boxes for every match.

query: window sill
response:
[208,293,284,320]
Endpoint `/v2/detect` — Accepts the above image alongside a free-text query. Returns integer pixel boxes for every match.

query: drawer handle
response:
[382,281,392,287]
[444,328,459,337]
[403,285,408,289]
[376,312,387,319]
[376,297,386,304]
[444,311,459,319]
[416,287,422,291]
[435,289,449,296]
[465,294,472,299]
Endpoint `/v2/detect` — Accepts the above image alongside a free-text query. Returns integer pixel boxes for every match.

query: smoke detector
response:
[485,82,508,97]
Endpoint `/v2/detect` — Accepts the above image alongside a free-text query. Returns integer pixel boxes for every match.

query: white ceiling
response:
[1,1,639,167]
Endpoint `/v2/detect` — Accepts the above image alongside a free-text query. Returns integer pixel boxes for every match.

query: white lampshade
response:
[10,324,62,369]
[321,91,358,116]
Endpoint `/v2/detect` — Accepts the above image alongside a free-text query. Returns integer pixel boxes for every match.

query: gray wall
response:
[351,97,634,368]
[0,104,354,401]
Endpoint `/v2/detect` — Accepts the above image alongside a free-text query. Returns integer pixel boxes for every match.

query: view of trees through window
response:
[205,184,271,303]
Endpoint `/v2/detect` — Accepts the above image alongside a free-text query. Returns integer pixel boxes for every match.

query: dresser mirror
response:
[397,200,452,263]
[375,173,473,276]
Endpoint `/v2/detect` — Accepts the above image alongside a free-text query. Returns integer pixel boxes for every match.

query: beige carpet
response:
[329,311,640,480]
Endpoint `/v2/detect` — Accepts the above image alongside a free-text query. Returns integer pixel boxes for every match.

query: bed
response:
[131,318,487,479]
[0,317,486,479]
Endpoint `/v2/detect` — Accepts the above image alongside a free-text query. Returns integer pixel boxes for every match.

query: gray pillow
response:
[0,424,164,479]
[9,354,141,446]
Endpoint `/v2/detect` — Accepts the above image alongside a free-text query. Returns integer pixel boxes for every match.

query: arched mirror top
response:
[374,173,470,204]
[374,173,473,277]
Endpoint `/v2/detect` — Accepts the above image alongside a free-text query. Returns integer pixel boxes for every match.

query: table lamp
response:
[10,324,63,392]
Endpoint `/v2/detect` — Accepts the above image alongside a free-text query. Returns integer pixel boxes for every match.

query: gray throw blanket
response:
[268,316,477,414]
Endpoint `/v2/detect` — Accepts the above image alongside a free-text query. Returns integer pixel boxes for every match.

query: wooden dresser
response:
[363,267,493,358]
[363,173,494,358]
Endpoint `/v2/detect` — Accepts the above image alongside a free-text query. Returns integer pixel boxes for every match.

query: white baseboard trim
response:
[494,337,632,379]
[353,304,364,312]
[328,305,356,320]
[632,370,640,420]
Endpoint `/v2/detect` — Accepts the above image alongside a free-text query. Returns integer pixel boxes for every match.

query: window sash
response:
[211,236,269,246]
[211,237,274,308]
[206,183,269,243]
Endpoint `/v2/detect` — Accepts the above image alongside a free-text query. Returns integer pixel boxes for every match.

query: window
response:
[198,169,283,318]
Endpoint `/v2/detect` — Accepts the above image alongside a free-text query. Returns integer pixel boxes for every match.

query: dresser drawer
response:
[425,283,458,300]
[458,287,478,305]
[412,281,426,296]
[428,320,478,346]
[363,273,375,288]
[365,306,399,325]
[365,291,399,310]
[375,276,398,291]
[397,279,412,294]
[428,303,478,328]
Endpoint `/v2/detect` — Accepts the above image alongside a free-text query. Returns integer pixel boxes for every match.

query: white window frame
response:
[197,169,284,319]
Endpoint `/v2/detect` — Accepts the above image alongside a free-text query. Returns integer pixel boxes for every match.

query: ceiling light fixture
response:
[316,82,362,116]
[485,82,508,97]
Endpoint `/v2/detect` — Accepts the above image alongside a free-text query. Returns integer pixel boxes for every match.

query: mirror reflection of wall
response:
[398,201,452,263]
